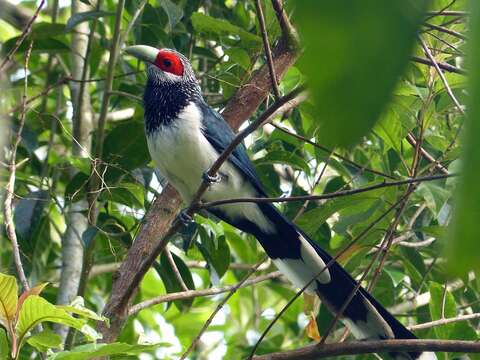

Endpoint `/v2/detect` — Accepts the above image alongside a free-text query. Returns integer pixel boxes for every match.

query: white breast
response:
[147,102,275,234]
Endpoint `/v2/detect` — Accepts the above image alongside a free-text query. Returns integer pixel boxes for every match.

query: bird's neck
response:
[143,78,201,134]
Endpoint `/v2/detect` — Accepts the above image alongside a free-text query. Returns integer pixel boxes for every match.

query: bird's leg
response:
[202,171,221,184]
[176,208,194,225]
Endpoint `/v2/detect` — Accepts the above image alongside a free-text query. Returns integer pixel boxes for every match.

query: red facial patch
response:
[154,50,184,76]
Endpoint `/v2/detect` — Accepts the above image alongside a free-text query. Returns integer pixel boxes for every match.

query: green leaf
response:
[47,342,164,360]
[31,22,66,38]
[225,48,251,70]
[17,296,85,345]
[27,329,62,352]
[297,191,383,237]
[254,150,310,174]
[157,252,195,312]
[102,121,150,183]
[1,37,70,55]
[14,190,48,242]
[0,273,18,330]
[158,0,184,32]
[447,1,480,276]
[57,296,107,323]
[65,11,115,32]
[65,172,89,203]
[295,0,427,147]
[198,228,230,280]
[427,282,476,341]
[0,327,9,360]
[191,13,261,48]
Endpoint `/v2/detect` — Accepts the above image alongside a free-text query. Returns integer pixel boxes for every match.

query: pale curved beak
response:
[124,45,158,64]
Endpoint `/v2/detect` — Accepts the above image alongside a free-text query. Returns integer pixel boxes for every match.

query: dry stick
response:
[3,42,33,291]
[0,0,45,71]
[423,22,467,41]
[130,270,281,315]
[424,0,458,21]
[6,76,69,115]
[409,313,480,331]
[426,11,468,17]
[419,37,466,116]
[179,257,269,360]
[405,133,449,174]
[410,56,466,75]
[247,193,411,359]
[271,0,299,48]
[198,173,454,209]
[164,248,189,292]
[271,123,395,179]
[255,0,280,98]
[252,339,480,360]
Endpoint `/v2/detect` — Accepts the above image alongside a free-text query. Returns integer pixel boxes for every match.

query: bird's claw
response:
[176,208,194,225]
[202,171,221,184]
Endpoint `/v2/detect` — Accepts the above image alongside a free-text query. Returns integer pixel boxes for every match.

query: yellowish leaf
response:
[0,273,18,329]
[305,313,321,341]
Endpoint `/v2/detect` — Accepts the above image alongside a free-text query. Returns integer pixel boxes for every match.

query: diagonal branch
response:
[129,270,282,316]
[255,0,280,98]
[0,0,45,71]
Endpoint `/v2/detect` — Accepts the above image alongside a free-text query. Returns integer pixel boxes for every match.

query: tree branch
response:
[0,0,45,71]
[3,42,33,291]
[129,271,282,315]
[255,0,280,98]
[410,55,466,75]
[198,173,454,209]
[252,339,480,360]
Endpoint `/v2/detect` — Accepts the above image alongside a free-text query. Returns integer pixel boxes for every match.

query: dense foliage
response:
[1,0,478,359]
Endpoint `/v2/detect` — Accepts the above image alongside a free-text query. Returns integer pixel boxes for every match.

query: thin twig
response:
[406,133,450,174]
[164,248,189,292]
[425,10,467,17]
[255,0,280,98]
[423,22,467,41]
[411,55,466,75]
[409,313,480,330]
[0,0,45,71]
[419,37,465,115]
[129,270,281,315]
[198,173,454,209]
[270,0,299,48]
[271,123,396,179]
[179,258,269,360]
[3,42,33,291]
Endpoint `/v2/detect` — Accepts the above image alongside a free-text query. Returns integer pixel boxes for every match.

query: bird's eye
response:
[163,59,172,67]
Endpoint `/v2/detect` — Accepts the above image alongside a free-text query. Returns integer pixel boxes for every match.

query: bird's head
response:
[124,45,196,85]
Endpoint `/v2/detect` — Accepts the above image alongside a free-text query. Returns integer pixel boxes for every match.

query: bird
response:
[124,45,436,360]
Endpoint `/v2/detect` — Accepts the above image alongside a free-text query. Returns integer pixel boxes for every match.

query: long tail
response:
[220,202,436,360]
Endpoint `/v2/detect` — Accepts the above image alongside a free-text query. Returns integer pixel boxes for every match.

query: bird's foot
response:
[176,208,194,226]
[202,171,221,184]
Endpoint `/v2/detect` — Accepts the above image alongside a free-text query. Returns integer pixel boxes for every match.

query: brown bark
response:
[97,35,299,342]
